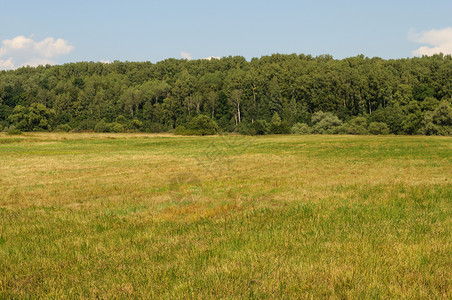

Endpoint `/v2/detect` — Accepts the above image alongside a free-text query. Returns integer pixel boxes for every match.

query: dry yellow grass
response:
[0,132,451,298]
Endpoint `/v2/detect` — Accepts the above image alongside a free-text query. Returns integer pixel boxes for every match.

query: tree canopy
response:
[0,53,451,135]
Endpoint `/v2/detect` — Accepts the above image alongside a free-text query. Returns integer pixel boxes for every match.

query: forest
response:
[0,53,451,135]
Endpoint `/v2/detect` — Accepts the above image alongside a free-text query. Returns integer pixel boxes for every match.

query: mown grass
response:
[0,132,451,298]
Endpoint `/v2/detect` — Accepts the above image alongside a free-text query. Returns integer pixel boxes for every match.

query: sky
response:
[1,0,452,70]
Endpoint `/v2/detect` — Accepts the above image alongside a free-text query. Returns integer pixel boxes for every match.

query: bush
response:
[368,122,390,135]
[270,112,282,133]
[188,115,218,135]
[94,120,108,132]
[175,115,218,136]
[344,117,368,135]
[269,112,290,134]
[129,119,143,131]
[252,120,270,135]
[72,119,96,132]
[401,113,422,134]
[143,121,165,133]
[109,122,125,133]
[420,101,452,135]
[237,123,255,135]
[0,121,8,131]
[174,125,187,135]
[311,111,342,134]
[422,122,452,136]
[334,125,349,134]
[291,123,313,134]
[115,115,128,124]
[94,120,125,133]
[7,128,22,135]
[0,124,3,132]
[8,103,55,132]
[54,124,72,132]
[368,104,404,134]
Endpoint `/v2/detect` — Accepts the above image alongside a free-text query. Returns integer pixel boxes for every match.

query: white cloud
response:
[99,60,111,64]
[410,28,452,56]
[180,51,192,60]
[22,58,59,68]
[179,53,220,61]
[0,58,15,70]
[0,35,74,70]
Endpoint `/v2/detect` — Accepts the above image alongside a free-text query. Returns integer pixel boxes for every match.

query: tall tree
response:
[229,89,243,125]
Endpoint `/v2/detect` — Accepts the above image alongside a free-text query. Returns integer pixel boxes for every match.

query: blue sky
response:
[1,0,452,69]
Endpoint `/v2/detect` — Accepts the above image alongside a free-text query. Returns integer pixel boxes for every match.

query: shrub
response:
[291,123,313,134]
[420,101,452,136]
[344,117,368,135]
[143,121,165,133]
[368,104,404,134]
[402,113,422,134]
[188,115,218,135]
[55,124,72,132]
[0,124,3,132]
[334,125,349,134]
[7,128,22,135]
[129,119,143,131]
[270,112,282,133]
[109,122,125,133]
[237,123,255,135]
[252,120,270,135]
[7,103,55,132]
[72,119,96,131]
[0,121,8,131]
[115,115,128,124]
[311,111,342,134]
[269,112,290,134]
[94,120,108,132]
[175,115,218,136]
[174,125,187,135]
[368,122,390,135]
[422,121,452,136]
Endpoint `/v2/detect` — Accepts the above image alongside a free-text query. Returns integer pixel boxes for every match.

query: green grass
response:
[0,132,451,298]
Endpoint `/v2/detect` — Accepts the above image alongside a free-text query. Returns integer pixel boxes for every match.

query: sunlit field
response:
[0,132,451,298]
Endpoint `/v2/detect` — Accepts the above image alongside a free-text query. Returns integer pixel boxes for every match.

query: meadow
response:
[0,132,451,298]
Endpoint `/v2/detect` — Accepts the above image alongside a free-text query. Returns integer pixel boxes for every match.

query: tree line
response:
[0,53,451,135]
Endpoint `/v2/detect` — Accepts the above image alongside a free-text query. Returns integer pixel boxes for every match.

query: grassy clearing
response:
[0,132,451,298]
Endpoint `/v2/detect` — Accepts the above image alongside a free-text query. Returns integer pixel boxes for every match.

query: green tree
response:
[8,103,55,131]
[368,122,390,135]
[421,100,452,135]
[229,89,243,125]
[311,111,342,134]
[121,87,143,117]
[205,91,218,119]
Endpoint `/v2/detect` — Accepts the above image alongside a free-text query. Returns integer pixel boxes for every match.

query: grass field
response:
[0,132,451,298]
